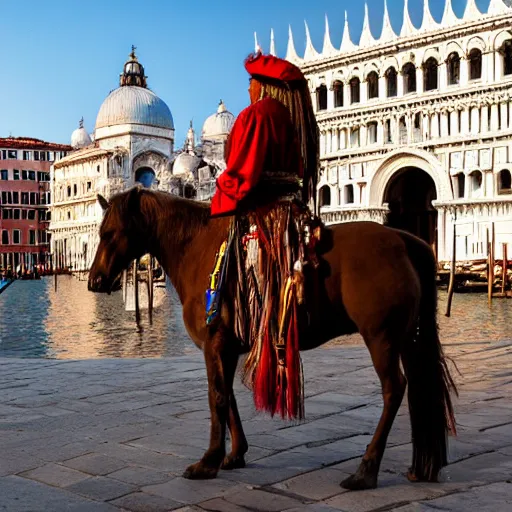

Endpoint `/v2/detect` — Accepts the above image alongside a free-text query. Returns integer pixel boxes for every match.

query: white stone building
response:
[49,49,175,271]
[279,0,512,263]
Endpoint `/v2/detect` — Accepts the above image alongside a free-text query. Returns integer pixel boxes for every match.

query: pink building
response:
[0,137,71,272]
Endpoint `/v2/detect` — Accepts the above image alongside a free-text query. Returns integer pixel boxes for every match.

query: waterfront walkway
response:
[1,339,511,511]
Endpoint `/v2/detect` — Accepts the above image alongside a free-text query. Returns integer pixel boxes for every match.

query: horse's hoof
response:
[221,453,246,470]
[407,468,438,483]
[340,473,377,491]
[182,461,218,480]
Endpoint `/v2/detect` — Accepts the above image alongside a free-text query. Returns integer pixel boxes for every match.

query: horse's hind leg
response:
[341,333,406,490]
[221,391,249,470]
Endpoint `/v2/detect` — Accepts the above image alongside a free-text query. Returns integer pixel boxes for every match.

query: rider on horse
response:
[207,52,320,420]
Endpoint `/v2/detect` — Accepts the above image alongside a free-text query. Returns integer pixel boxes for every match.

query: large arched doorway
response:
[134,166,156,188]
[384,167,438,247]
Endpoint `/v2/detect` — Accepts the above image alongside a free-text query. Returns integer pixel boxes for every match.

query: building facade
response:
[0,138,70,272]
[280,0,512,262]
[49,49,176,271]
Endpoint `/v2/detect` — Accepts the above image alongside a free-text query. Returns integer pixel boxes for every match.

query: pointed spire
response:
[379,0,396,42]
[254,32,262,54]
[303,20,319,61]
[420,0,438,32]
[463,0,482,20]
[79,117,84,129]
[487,0,510,15]
[322,14,336,56]
[359,2,376,47]
[441,0,460,26]
[400,0,416,37]
[340,10,355,52]
[285,25,301,62]
[269,28,276,56]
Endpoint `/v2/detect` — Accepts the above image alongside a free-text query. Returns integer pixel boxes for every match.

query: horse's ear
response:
[97,194,109,211]
[127,186,141,213]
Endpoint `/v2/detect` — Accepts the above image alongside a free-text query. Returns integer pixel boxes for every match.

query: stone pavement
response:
[1,338,511,511]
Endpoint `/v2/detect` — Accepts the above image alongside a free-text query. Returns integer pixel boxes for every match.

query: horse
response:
[88,187,457,491]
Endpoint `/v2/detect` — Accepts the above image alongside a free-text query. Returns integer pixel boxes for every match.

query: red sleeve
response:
[215,106,268,203]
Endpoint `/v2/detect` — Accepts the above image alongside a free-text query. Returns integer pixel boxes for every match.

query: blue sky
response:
[0,0,492,147]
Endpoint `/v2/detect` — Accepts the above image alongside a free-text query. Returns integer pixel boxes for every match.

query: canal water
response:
[0,275,510,359]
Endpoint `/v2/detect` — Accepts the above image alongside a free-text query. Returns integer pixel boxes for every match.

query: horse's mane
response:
[108,188,213,244]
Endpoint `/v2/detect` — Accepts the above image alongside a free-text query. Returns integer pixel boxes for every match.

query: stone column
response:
[494,50,502,81]
[460,108,470,135]
[440,112,449,137]
[397,72,404,97]
[422,113,430,140]
[343,82,350,107]
[450,110,459,135]
[500,102,508,130]
[332,128,339,152]
[319,132,325,156]
[437,208,446,262]
[378,75,386,99]
[460,57,468,86]
[327,87,334,111]
[481,105,489,132]
[509,100,512,129]
[326,129,332,154]
[360,80,367,103]
[431,113,440,138]
[439,62,447,91]
[311,91,317,113]
[377,120,384,145]
[470,107,480,135]
[416,66,424,94]
[360,125,367,147]
[490,103,499,131]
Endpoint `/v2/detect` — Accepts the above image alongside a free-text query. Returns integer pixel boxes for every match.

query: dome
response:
[202,100,235,140]
[173,152,201,177]
[71,118,92,149]
[95,86,174,130]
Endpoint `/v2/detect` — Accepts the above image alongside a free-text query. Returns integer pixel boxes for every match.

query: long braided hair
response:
[256,78,320,214]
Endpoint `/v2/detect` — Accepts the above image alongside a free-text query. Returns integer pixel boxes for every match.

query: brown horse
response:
[88,187,456,490]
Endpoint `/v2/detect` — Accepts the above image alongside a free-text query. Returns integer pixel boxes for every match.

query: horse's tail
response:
[400,233,457,481]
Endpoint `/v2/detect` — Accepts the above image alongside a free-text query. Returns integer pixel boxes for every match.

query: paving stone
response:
[0,475,118,511]
[143,478,244,504]
[110,491,183,511]
[199,497,253,511]
[20,463,91,488]
[273,468,350,500]
[107,466,170,486]
[223,488,305,511]
[63,452,129,475]
[66,475,137,501]
[424,481,512,511]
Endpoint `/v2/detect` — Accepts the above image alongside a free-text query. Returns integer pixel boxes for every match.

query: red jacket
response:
[210,97,302,217]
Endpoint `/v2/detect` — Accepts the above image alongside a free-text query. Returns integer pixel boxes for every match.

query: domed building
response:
[170,100,235,201]
[49,48,175,271]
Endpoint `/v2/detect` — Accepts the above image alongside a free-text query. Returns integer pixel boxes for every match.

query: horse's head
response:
[88,187,148,294]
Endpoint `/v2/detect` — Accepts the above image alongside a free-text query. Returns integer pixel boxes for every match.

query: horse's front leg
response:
[183,326,238,480]
[221,391,248,470]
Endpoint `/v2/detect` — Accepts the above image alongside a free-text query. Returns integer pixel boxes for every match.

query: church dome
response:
[95,47,174,132]
[173,152,201,177]
[71,118,92,149]
[95,87,174,130]
[202,100,235,140]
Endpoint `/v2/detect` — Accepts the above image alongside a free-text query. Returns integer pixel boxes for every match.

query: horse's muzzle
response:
[88,275,108,293]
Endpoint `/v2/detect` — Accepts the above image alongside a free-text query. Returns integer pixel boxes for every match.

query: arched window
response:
[367,122,378,144]
[385,67,397,97]
[498,169,512,194]
[316,85,327,111]
[402,63,416,94]
[349,77,360,104]
[319,185,331,207]
[344,184,354,204]
[501,40,512,76]
[469,171,483,198]
[424,57,438,91]
[455,173,465,199]
[447,52,460,85]
[367,71,379,99]
[333,81,343,108]
[468,48,482,80]
[399,116,407,145]
[350,127,360,147]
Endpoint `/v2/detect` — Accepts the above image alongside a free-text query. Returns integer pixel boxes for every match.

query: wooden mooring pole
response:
[445,219,457,317]
[487,222,495,307]
[133,259,141,329]
[147,257,154,324]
